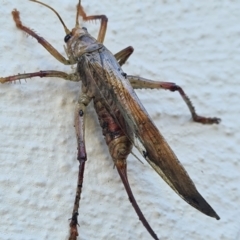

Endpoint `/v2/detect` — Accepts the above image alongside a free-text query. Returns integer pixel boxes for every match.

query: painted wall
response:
[0,0,239,239]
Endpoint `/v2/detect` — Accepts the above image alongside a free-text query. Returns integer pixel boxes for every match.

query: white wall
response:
[0,1,239,240]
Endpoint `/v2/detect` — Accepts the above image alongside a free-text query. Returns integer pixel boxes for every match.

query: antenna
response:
[30,0,71,34]
[75,0,81,27]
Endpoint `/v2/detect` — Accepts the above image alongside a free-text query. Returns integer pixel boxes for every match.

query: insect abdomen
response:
[94,99,132,161]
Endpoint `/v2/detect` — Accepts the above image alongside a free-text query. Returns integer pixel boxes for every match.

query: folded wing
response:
[87,48,220,220]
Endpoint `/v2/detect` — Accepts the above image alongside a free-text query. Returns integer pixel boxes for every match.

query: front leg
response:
[12,9,74,65]
[69,94,91,240]
[77,4,108,43]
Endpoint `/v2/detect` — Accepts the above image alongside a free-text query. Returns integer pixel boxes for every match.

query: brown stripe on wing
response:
[116,78,220,220]
[88,48,220,220]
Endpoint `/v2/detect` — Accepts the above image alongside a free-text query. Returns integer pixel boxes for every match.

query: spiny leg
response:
[77,4,108,43]
[115,159,159,240]
[127,75,220,124]
[69,94,91,240]
[114,46,134,66]
[12,9,73,65]
[0,71,80,84]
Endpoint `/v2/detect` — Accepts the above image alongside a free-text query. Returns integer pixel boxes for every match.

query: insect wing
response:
[87,48,219,220]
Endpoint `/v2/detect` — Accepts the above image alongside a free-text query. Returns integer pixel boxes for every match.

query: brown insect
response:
[0,1,221,239]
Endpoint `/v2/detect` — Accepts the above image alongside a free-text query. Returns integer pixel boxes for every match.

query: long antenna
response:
[30,0,71,34]
[75,0,81,27]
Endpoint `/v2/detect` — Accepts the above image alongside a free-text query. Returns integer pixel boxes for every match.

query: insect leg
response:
[12,10,73,65]
[69,94,91,240]
[0,71,80,83]
[115,159,159,240]
[127,75,220,124]
[114,46,134,66]
[77,5,108,43]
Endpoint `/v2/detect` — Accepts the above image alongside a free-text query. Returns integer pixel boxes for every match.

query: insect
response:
[0,0,221,239]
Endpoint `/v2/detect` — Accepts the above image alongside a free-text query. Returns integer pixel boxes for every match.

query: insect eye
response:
[64,34,72,43]
[82,27,87,31]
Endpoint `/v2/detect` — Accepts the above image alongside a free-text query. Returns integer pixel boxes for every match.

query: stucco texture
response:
[0,1,239,240]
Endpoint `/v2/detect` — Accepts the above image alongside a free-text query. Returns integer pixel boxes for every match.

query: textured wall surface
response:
[0,1,239,240]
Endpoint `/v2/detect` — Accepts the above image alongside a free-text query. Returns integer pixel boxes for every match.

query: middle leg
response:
[114,46,134,66]
[0,71,80,84]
